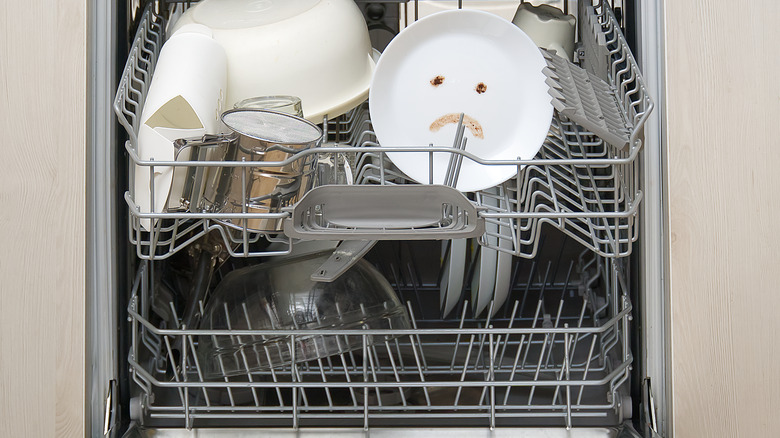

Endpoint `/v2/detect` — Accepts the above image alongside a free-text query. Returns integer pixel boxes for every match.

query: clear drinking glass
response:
[233,95,303,117]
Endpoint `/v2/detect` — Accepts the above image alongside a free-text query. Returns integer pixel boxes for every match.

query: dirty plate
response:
[369,9,553,193]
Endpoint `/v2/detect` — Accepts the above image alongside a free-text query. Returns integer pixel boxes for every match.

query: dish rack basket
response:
[114,0,652,261]
[128,241,633,429]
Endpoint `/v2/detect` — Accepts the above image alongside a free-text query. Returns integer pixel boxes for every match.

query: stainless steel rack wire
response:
[114,1,651,261]
[127,242,633,430]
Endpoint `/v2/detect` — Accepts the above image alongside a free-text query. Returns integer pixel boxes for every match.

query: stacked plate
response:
[440,185,514,318]
[368,10,552,317]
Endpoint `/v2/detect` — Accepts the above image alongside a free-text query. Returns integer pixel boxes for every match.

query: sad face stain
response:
[429,113,484,139]
[428,76,488,138]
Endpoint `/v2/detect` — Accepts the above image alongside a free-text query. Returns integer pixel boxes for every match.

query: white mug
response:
[135,24,227,231]
[512,3,576,61]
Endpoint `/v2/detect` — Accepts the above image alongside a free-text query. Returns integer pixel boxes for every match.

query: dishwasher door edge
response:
[87,0,119,435]
[636,0,669,436]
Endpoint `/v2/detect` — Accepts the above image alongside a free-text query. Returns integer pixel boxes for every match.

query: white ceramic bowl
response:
[399,1,521,29]
[171,0,376,123]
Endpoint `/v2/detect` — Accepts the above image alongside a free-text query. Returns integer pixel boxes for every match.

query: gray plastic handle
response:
[283,184,484,240]
[310,240,377,283]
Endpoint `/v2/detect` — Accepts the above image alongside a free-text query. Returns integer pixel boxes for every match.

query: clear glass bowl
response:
[198,250,410,378]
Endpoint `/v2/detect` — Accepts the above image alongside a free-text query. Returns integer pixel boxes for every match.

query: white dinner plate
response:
[470,213,498,317]
[440,239,467,318]
[491,185,514,316]
[369,9,553,193]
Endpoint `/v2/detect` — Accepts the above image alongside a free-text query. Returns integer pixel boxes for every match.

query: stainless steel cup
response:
[173,109,323,233]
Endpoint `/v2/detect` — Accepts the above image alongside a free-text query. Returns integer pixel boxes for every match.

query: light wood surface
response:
[0,0,87,436]
[664,0,780,436]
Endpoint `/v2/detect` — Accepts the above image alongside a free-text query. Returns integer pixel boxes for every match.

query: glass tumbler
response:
[233,95,304,117]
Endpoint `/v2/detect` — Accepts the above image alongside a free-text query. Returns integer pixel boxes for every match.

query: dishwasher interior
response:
[112,0,655,435]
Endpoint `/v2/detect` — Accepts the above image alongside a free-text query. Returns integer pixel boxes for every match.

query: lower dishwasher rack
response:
[126,238,634,430]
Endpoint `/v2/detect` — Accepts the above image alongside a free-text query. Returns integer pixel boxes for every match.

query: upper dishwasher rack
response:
[114,1,652,261]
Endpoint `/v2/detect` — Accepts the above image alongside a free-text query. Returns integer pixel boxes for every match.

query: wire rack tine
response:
[564,326,573,429]
[163,335,187,410]
[384,339,408,407]
[362,333,369,430]
[226,304,260,406]
[199,300,236,406]
[497,300,520,367]
[449,302,470,370]
[366,341,382,408]
[454,333,476,408]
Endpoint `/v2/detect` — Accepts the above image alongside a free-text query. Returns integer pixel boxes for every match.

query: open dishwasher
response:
[101,1,662,436]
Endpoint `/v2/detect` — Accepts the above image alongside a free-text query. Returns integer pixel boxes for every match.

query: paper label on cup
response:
[145,95,204,130]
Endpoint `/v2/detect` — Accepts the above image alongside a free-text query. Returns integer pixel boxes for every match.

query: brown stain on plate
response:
[475,82,487,94]
[430,75,445,86]
[429,114,484,139]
